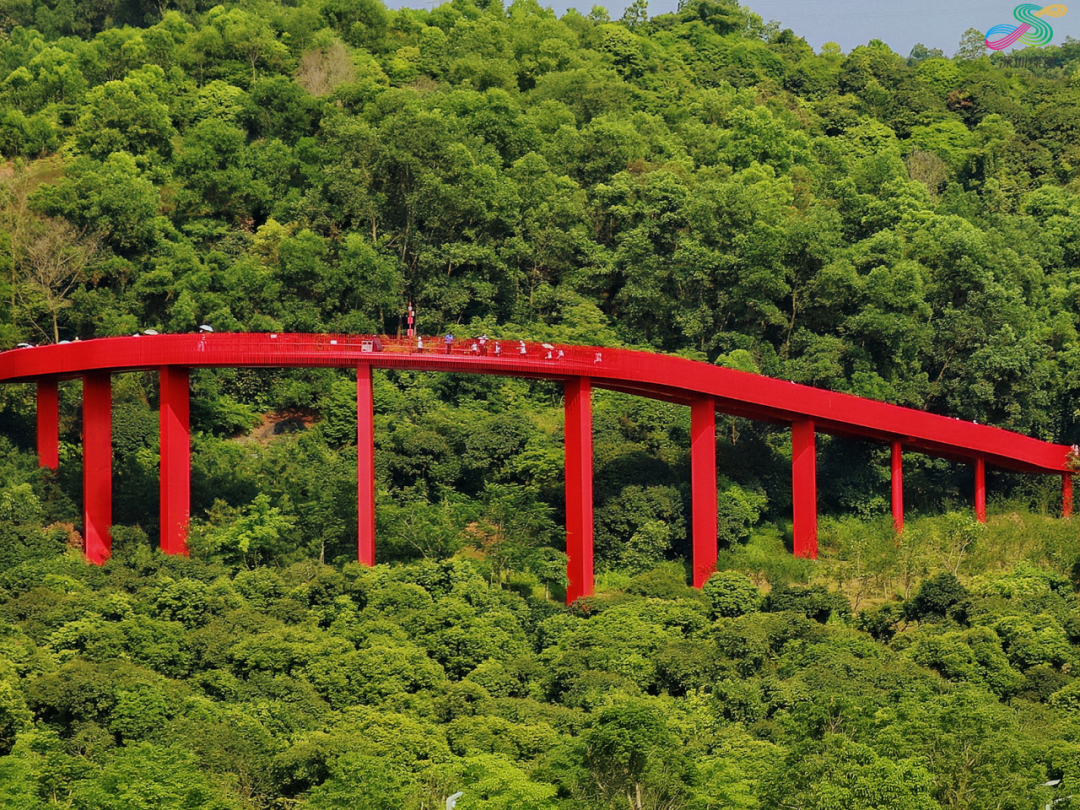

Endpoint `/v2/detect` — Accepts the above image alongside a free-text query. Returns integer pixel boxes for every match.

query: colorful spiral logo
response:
[985,4,1068,50]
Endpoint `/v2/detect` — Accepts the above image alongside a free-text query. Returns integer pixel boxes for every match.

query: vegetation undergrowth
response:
[0,501,1078,808]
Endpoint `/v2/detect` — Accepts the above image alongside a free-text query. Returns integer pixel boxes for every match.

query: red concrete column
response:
[1064,474,1073,518]
[691,399,717,588]
[891,440,903,534]
[791,419,817,559]
[974,456,986,523]
[82,372,112,565]
[357,364,375,566]
[564,376,594,603]
[159,366,190,556]
[37,378,59,470]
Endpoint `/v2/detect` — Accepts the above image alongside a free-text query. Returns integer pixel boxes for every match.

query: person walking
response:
[444,333,454,355]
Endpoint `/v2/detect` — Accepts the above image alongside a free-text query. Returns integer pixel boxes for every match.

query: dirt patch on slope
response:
[234,409,317,445]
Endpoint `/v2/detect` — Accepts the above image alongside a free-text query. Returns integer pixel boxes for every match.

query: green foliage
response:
[300,753,416,809]
[0,529,1074,809]
[579,700,689,809]
[71,742,241,810]
[189,494,297,568]
[759,735,938,810]
[1,5,1080,808]
[74,66,176,162]
[703,570,761,618]
[905,572,969,623]
[442,753,557,809]
[761,582,851,623]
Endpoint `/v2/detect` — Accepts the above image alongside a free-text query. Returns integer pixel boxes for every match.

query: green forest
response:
[2,0,1080,805]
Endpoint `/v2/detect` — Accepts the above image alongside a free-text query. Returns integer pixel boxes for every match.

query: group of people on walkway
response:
[410,334,596,363]
[418,334,549,358]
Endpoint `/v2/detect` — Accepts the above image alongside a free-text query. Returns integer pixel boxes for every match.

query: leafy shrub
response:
[703,570,761,618]
[904,572,969,623]
[761,583,850,623]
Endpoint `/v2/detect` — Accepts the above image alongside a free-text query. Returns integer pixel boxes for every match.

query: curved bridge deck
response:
[1,333,1073,602]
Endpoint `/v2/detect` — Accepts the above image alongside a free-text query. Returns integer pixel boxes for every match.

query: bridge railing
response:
[172,332,610,368]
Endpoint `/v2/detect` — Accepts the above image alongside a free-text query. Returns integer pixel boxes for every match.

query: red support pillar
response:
[891,440,904,534]
[691,399,717,588]
[37,379,59,470]
[564,376,593,603]
[357,364,375,567]
[1064,474,1073,518]
[159,366,190,556]
[791,419,817,559]
[974,456,986,523]
[82,372,112,565]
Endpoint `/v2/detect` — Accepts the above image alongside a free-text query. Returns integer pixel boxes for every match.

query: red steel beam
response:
[564,376,593,604]
[82,372,111,564]
[891,440,904,534]
[1064,474,1073,518]
[975,457,987,523]
[792,419,817,559]
[357,365,375,567]
[36,378,58,469]
[691,399,718,588]
[159,366,190,556]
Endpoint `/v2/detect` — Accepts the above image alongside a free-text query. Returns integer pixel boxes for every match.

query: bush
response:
[904,572,969,623]
[761,583,850,623]
[855,602,903,641]
[703,571,761,618]
[626,564,702,602]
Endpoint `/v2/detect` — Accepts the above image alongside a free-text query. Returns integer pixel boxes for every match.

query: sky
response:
[384,0,1080,58]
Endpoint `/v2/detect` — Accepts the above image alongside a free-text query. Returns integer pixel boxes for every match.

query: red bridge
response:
[0,333,1073,602]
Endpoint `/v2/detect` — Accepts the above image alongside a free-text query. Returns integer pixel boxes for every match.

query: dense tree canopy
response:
[0,535,1076,808]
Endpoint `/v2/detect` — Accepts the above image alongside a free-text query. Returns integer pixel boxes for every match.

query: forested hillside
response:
[3,0,1080,806]
[2,530,1080,810]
